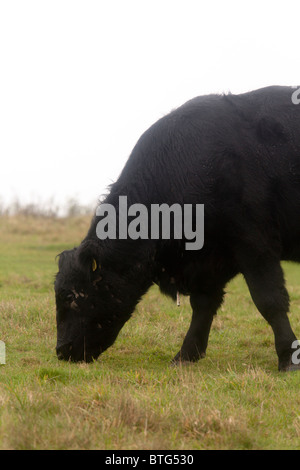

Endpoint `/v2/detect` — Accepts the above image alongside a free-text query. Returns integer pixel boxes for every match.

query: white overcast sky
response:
[0,0,299,211]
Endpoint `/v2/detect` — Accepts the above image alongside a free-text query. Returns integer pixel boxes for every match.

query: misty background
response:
[0,0,299,215]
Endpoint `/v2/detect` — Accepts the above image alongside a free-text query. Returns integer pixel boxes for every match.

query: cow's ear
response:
[77,240,100,274]
[56,248,77,271]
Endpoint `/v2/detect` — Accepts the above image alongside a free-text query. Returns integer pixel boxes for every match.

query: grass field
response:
[0,215,300,450]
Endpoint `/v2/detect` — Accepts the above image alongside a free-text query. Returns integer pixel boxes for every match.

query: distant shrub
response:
[0,196,94,218]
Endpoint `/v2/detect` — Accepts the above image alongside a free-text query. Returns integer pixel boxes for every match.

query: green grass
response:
[0,215,300,449]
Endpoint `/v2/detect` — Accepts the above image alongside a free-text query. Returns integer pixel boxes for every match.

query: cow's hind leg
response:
[172,289,224,363]
[242,258,299,371]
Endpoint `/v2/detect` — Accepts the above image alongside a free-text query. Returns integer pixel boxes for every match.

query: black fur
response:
[55,85,300,371]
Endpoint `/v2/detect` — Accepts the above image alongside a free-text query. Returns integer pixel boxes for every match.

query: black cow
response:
[55,85,300,371]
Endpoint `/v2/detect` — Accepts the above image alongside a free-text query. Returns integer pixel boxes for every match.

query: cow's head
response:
[54,239,138,362]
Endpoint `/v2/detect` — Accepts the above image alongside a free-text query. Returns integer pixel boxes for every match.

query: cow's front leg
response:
[172,290,224,363]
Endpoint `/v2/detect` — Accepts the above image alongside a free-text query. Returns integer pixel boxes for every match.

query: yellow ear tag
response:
[92,259,97,272]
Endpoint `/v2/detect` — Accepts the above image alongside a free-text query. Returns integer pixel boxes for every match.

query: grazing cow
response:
[55,86,300,371]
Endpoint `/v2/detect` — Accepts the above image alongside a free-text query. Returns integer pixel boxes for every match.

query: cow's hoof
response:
[279,362,300,372]
[171,351,205,365]
[170,352,192,366]
[278,355,300,372]
[285,364,300,372]
[170,358,192,367]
